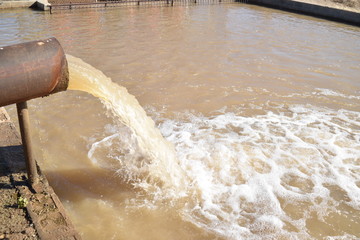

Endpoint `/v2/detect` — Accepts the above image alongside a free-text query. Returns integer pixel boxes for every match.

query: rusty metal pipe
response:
[0,37,69,107]
[0,38,69,187]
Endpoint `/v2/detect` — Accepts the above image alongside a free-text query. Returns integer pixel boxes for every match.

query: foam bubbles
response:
[314,88,360,100]
[86,103,359,239]
[154,105,360,239]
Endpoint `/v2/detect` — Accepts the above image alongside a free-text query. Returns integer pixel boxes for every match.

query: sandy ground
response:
[299,0,360,12]
[0,175,38,240]
[0,108,39,240]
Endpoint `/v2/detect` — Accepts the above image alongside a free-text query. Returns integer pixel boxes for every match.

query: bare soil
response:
[0,108,39,240]
[0,175,38,240]
[299,0,360,12]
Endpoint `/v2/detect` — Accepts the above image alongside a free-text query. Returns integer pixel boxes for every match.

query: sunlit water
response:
[1,4,360,240]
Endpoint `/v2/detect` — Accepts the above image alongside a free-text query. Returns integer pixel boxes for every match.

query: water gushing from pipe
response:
[66,54,187,196]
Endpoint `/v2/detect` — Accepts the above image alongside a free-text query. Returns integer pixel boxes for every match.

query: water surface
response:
[1,4,360,240]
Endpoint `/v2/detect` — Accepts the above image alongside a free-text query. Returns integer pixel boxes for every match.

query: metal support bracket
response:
[17,101,39,186]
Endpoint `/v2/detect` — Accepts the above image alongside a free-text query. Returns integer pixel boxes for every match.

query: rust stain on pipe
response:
[0,37,69,107]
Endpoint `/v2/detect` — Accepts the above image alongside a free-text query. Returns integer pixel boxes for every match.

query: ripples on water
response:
[1,4,360,240]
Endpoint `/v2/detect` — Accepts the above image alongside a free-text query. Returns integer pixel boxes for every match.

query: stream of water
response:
[67,54,186,195]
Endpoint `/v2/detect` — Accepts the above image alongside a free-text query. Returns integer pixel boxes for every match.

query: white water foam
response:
[242,86,360,101]
[158,106,360,239]
[313,88,360,100]
[89,104,360,239]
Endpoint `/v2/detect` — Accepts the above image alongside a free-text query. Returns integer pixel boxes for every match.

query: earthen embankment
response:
[248,0,360,25]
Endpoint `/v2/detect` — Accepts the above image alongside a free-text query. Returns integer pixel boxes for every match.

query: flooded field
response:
[1,4,360,239]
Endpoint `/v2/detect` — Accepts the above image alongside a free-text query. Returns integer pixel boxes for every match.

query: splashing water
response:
[157,107,360,239]
[66,55,360,239]
[67,54,186,195]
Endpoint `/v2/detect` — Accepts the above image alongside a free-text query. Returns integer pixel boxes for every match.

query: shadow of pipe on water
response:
[43,167,137,203]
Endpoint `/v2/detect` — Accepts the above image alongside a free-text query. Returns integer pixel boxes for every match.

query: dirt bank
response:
[0,108,38,240]
[247,0,360,24]
[300,0,360,12]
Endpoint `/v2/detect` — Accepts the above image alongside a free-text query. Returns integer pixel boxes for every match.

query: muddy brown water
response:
[1,4,360,240]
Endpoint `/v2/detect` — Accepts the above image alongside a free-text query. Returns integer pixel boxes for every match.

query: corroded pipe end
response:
[0,37,69,107]
[50,49,69,95]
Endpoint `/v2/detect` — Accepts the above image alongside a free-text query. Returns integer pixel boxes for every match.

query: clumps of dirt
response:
[300,0,360,13]
[0,175,38,240]
[331,0,359,8]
